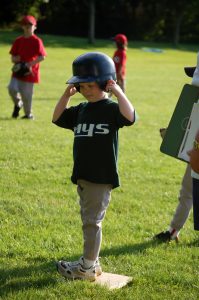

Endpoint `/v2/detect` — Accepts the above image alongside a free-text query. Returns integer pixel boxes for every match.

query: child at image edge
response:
[8,15,47,119]
[112,33,128,93]
[52,52,137,281]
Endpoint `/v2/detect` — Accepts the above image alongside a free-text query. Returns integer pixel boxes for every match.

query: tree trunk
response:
[173,13,183,46]
[88,0,95,44]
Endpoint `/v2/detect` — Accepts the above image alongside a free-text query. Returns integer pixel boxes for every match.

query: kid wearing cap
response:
[112,34,128,92]
[53,52,137,281]
[8,15,47,119]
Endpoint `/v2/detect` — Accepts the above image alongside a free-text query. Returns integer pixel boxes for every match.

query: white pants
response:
[8,77,34,116]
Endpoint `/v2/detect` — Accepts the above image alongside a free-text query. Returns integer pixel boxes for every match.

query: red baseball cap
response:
[113,34,128,45]
[21,15,37,26]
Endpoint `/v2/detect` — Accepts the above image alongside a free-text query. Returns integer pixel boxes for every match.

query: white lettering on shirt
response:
[74,123,109,137]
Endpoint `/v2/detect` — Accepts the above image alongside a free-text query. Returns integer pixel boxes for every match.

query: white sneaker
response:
[56,256,102,281]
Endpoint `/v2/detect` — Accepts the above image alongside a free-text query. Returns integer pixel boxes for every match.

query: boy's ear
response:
[99,81,108,91]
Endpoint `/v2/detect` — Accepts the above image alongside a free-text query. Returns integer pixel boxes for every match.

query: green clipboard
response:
[160,84,199,161]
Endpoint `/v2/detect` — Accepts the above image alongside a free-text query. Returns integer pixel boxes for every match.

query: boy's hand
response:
[160,128,167,139]
[12,62,31,77]
[106,79,135,122]
[12,55,21,64]
[106,80,122,96]
[65,84,77,97]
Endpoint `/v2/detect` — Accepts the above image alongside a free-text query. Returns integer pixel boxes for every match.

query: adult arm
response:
[188,129,199,173]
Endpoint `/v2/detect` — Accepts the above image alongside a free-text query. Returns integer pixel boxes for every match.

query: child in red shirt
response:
[112,34,128,93]
[8,15,47,119]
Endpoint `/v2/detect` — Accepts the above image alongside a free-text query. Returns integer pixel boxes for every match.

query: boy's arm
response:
[28,56,45,67]
[116,65,123,80]
[52,84,77,122]
[106,80,135,122]
[11,55,45,66]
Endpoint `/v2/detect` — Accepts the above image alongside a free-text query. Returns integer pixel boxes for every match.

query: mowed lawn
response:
[0,31,198,300]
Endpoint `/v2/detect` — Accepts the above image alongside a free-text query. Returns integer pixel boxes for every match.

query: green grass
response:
[0,31,199,300]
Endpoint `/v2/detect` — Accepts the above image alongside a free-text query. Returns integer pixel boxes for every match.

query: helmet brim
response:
[67,74,116,84]
[66,76,98,84]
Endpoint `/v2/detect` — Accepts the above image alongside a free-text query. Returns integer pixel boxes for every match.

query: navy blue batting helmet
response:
[67,52,116,86]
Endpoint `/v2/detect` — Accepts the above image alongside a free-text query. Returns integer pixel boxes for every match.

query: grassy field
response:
[0,30,198,299]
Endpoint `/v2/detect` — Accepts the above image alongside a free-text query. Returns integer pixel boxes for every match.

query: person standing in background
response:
[8,15,47,119]
[112,34,128,93]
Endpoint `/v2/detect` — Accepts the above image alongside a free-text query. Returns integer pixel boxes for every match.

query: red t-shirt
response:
[113,48,127,77]
[10,34,47,83]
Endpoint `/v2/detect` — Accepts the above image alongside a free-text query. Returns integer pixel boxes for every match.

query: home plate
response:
[94,272,133,290]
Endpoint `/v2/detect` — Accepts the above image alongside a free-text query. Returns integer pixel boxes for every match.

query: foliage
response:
[0,31,199,299]
[0,0,43,25]
[1,0,199,43]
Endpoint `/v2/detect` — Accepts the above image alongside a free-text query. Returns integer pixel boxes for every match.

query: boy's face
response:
[79,82,106,102]
[22,23,36,36]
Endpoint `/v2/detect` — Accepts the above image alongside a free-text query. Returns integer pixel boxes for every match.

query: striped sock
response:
[169,227,179,239]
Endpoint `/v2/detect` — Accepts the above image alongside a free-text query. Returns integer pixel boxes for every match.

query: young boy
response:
[112,34,128,93]
[8,15,47,119]
[53,52,136,281]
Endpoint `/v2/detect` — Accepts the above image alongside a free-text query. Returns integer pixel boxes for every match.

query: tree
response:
[88,0,95,44]
[163,0,199,45]
[1,0,199,44]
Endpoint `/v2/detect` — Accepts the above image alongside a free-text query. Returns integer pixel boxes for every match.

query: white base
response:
[94,272,133,290]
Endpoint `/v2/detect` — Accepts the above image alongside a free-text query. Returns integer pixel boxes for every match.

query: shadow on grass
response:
[0,30,112,49]
[0,117,13,121]
[0,239,159,296]
[0,30,198,52]
[0,258,58,297]
[101,239,159,257]
[1,237,193,296]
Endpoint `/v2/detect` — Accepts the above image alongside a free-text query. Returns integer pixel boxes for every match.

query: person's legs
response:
[170,164,193,231]
[18,80,34,117]
[8,78,23,117]
[155,164,192,242]
[192,178,199,231]
[77,179,112,261]
[56,180,112,280]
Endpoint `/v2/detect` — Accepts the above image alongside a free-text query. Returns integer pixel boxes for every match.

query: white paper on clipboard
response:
[178,100,199,162]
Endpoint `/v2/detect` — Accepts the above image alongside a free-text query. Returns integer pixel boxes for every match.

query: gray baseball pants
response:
[77,179,112,261]
[170,164,193,230]
[8,77,34,116]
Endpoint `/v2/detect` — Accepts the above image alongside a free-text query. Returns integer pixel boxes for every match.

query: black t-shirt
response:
[53,99,134,188]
